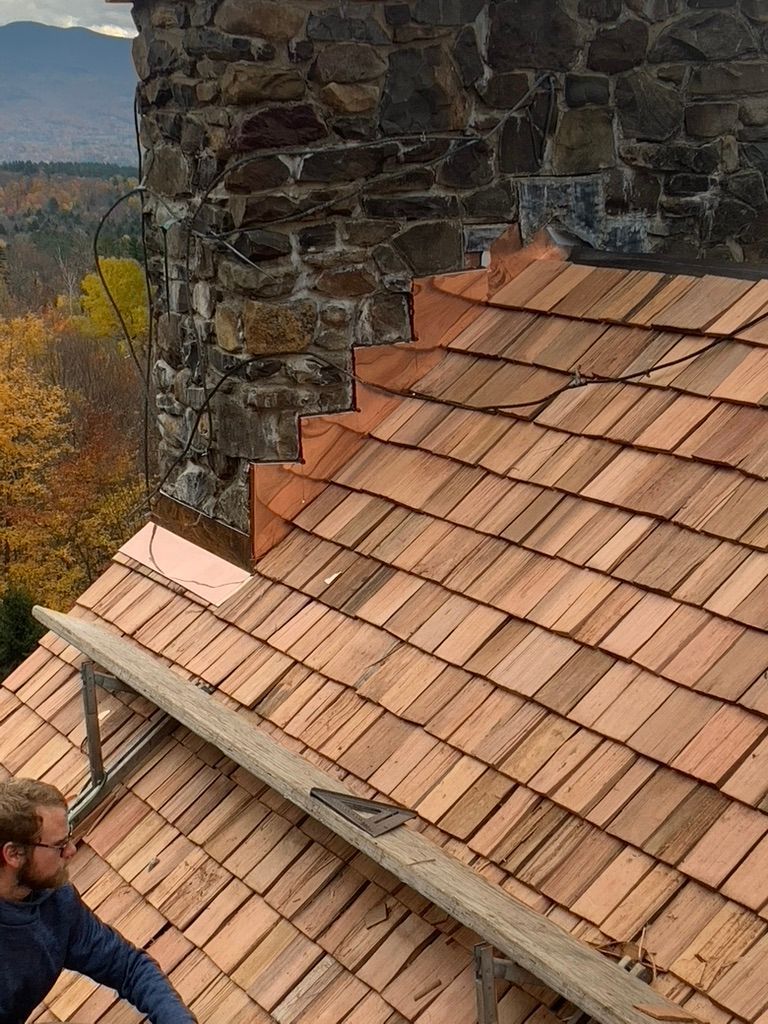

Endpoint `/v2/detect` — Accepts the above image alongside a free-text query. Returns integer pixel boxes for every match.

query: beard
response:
[18,858,69,891]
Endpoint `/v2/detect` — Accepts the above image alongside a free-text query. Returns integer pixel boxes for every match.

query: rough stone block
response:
[392,221,462,275]
[739,98,768,126]
[214,302,242,352]
[231,105,327,150]
[552,108,615,175]
[499,116,542,174]
[742,0,768,21]
[565,75,610,107]
[316,268,378,297]
[300,142,398,183]
[480,72,530,109]
[691,62,768,96]
[461,181,518,220]
[620,139,722,173]
[588,19,648,72]
[380,46,468,134]
[616,72,684,141]
[685,102,738,138]
[665,173,712,195]
[145,145,192,196]
[488,0,586,71]
[578,0,622,19]
[453,25,484,86]
[242,300,314,354]
[725,169,767,207]
[363,194,461,218]
[363,292,411,343]
[307,11,390,44]
[313,43,388,84]
[215,0,305,40]
[222,66,305,104]
[650,12,756,63]
[438,139,494,188]
[321,82,380,113]
[224,157,291,193]
[413,0,485,24]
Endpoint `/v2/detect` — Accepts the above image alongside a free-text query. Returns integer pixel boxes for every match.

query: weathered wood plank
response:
[35,606,680,1024]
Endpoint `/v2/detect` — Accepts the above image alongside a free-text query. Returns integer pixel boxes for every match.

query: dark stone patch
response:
[690,63,768,96]
[380,46,466,135]
[665,173,712,195]
[298,224,337,252]
[565,74,610,107]
[552,108,615,174]
[224,157,291,193]
[578,0,622,19]
[438,139,494,188]
[364,292,411,344]
[289,39,314,62]
[649,12,755,62]
[400,138,453,163]
[616,72,684,141]
[394,24,452,41]
[480,72,530,109]
[742,0,768,20]
[413,0,485,23]
[725,169,767,207]
[316,268,378,297]
[499,116,542,174]
[227,230,292,261]
[603,168,660,213]
[739,126,768,142]
[371,167,435,192]
[343,220,396,245]
[231,105,327,150]
[313,43,388,84]
[392,221,463,274]
[331,118,380,141]
[385,4,412,25]
[588,19,649,72]
[185,28,254,61]
[620,140,722,173]
[706,196,756,242]
[363,194,461,218]
[454,25,484,86]
[488,0,586,71]
[461,180,518,220]
[307,11,391,44]
[300,142,399,183]
[742,142,768,173]
[685,102,738,138]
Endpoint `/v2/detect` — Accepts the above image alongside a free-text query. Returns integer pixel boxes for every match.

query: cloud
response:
[0,1,136,36]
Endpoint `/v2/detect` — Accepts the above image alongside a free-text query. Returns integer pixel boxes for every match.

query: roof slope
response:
[10,232,768,1023]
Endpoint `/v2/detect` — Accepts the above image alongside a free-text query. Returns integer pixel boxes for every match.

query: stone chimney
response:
[125,0,768,561]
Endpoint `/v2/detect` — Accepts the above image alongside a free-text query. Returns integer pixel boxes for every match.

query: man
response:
[0,777,195,1023]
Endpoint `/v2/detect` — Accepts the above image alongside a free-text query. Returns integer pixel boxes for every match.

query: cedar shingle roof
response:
[9,228,768,1023]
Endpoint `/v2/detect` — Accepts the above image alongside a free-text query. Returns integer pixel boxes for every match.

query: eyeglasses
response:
[28,829,74,856]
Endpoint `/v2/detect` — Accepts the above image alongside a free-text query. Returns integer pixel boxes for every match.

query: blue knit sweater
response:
[0,883,195,1023]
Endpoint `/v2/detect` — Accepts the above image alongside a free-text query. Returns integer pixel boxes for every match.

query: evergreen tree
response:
[0,586,43,680]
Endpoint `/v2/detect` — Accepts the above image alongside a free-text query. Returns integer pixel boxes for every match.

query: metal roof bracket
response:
[310,788,415,836]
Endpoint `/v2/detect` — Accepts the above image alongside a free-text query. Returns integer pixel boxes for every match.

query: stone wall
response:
[130,0,768,539]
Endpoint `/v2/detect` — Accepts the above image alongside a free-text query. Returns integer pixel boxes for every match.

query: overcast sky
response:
[0,0,136,36]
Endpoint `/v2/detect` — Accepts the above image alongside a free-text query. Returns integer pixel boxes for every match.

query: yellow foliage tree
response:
[80,257,148,343]
[0,362,72,606]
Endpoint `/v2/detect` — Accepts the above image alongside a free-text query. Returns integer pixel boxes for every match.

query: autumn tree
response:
[80,256,148,345]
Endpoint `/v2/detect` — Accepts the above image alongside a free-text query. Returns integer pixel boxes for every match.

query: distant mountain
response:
[0,22,137,164]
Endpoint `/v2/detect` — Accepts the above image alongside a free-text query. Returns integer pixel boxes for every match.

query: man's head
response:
[0,778,75,897]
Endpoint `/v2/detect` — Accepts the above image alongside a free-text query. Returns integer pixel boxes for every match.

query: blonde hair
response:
[0,778,66,846]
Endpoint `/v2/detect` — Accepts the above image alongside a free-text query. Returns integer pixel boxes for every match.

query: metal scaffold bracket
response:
[69,661,175,827]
